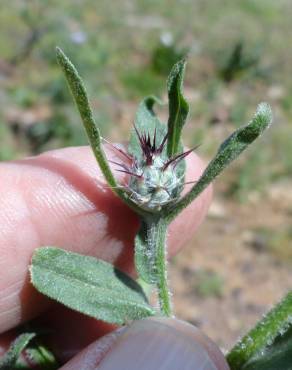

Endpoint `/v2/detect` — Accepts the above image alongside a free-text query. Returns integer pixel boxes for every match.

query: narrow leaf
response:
[166,102,272,221]
[128,96,167,160]
[56,47,147,216]
[166,59,189,157]
[30,247,155,325]
[243,331,292,370]
[23,342,58,370]
[227,291,292,370]
[135,219,157,284]
[135,218,168,285]
[56,48,116,187]
[0,333,35,370]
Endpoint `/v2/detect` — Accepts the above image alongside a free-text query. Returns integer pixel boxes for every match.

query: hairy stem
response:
[154,219,172,316]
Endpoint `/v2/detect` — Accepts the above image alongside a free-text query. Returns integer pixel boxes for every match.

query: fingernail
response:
[97,318,229,370]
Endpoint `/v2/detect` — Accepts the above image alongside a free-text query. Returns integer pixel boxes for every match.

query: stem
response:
[227,291,292,370]
[154,219,172,316]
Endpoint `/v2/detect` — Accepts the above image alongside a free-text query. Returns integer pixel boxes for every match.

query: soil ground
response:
[171,180,292,351]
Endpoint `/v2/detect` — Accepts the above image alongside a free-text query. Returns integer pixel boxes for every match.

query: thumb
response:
[61,318,230,370]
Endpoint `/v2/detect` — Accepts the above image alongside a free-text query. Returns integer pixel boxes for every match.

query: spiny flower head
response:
[112,128,193,211]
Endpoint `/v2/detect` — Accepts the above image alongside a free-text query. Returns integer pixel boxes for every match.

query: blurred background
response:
[0,0,291,350]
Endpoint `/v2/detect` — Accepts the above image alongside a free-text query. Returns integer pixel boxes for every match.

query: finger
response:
[0,145,212,333]
[32,306,117,363]
[61,318,229,370]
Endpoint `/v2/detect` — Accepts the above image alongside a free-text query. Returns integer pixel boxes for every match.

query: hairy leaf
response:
[244,330,292,370]
[227,291,292,370]
[129,96,167,160]
[56,48,117,189]
[166,102,272,221]
[56,47,149,217]
[134,219,158,284]
[30,247,155,325]
[0,333,36,370]
[134,218,171,315]
[166,59,189,157]
[135,216,172,316]
[134,218,167,285]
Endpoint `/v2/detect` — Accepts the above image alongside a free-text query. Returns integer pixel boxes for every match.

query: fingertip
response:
[61,318,229,370]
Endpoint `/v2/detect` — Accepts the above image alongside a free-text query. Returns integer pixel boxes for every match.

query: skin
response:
[0,145,212,366]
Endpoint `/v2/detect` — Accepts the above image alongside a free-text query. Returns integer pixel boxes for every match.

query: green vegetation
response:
[0,0,291,198]
[1,2,292,368]
[195,269,224,298]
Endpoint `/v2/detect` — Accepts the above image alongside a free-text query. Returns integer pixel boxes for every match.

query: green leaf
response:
[134,217,171,315]
[227,291,292,370]
[165,102,272,221]
[166,59,189,158]
[56,48,118,190]
[128,96,167,160]
[0,333,36,370]
[243,329,292,370]
[56,47,150,217]
[134,219,157,285]
[30,247,156,325]
[23,342,58,370]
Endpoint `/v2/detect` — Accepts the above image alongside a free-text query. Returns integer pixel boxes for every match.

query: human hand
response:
[0,145,225,369]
